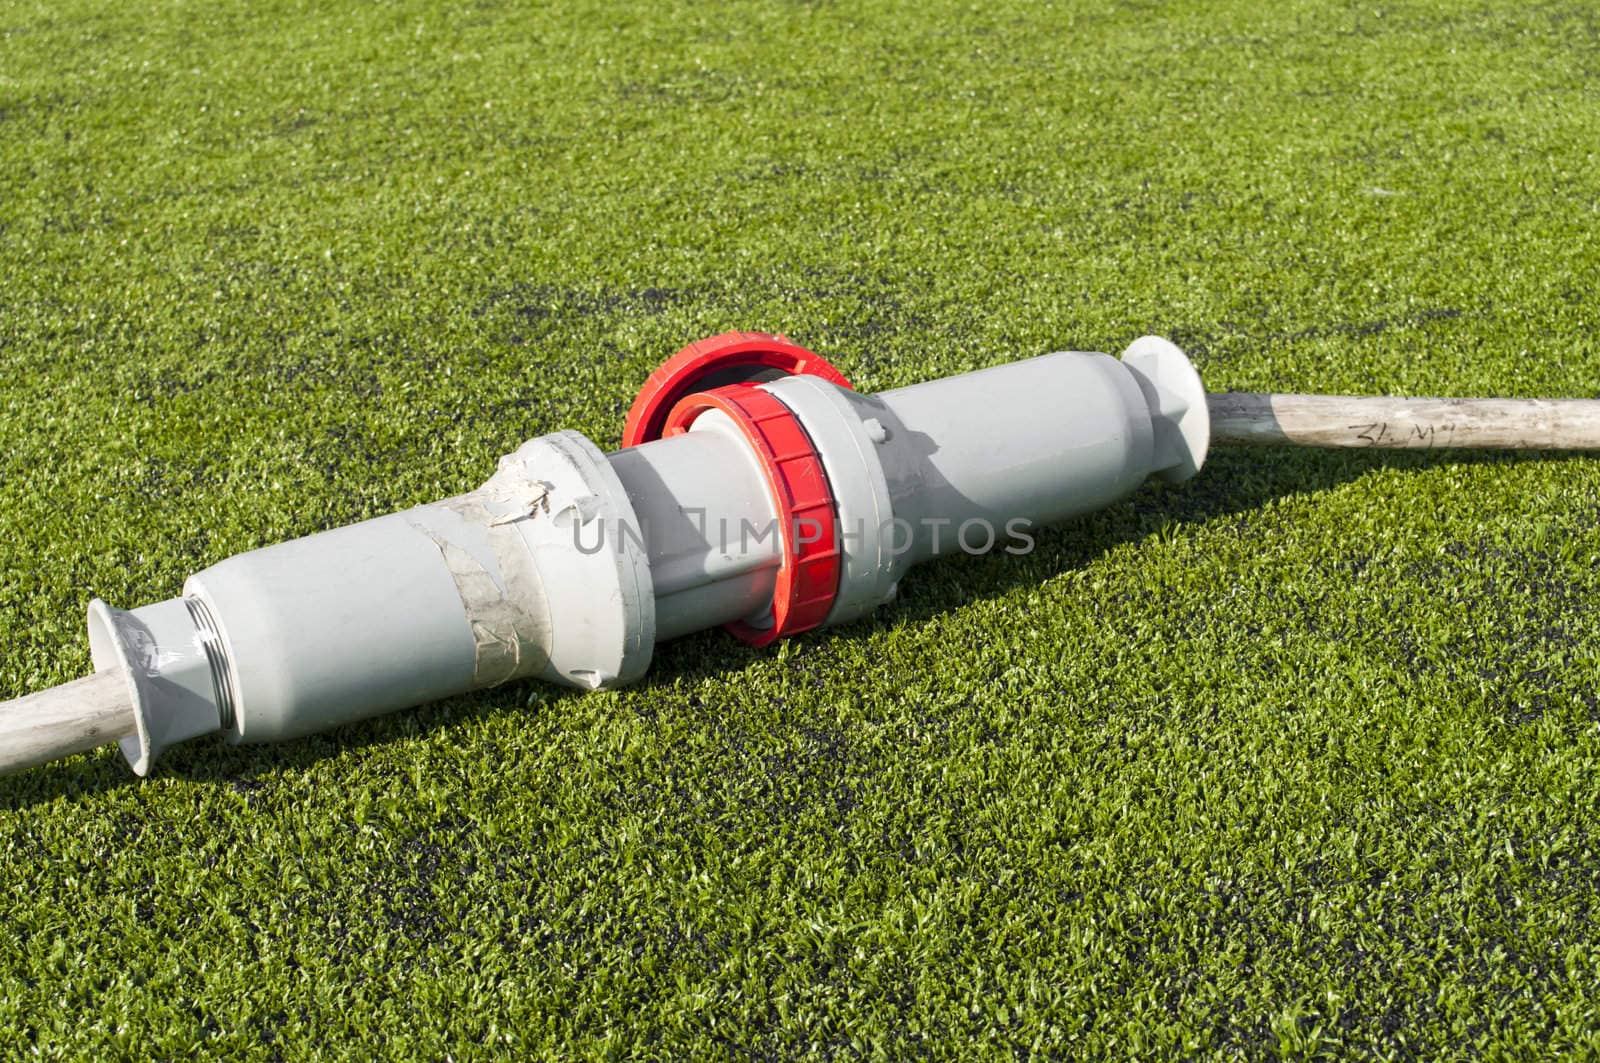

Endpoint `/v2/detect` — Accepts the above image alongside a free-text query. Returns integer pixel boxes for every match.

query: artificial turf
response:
[2,0,1599,1056]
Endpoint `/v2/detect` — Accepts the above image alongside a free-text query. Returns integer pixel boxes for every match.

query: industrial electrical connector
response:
[3,331,1597,777]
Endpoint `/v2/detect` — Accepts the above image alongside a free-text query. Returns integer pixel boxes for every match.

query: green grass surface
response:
[3,0,1599,1056]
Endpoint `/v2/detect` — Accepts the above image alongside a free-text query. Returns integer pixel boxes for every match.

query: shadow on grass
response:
[1,444,1586,810]
[640,445,1588,684]
[0,683,592,813]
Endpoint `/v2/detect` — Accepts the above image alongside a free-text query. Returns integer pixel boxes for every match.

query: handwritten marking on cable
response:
[1348,422,1458,448]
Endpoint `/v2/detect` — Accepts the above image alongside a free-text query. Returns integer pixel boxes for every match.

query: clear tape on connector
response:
[407,474,556,690]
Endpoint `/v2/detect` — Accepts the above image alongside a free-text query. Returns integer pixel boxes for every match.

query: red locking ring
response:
[661,384,842,646]
[622,331,851,449]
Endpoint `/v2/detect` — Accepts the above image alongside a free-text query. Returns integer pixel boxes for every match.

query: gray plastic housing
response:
[763,335,1209,620]
[93,338,1208,773]
[134,430,655,762]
